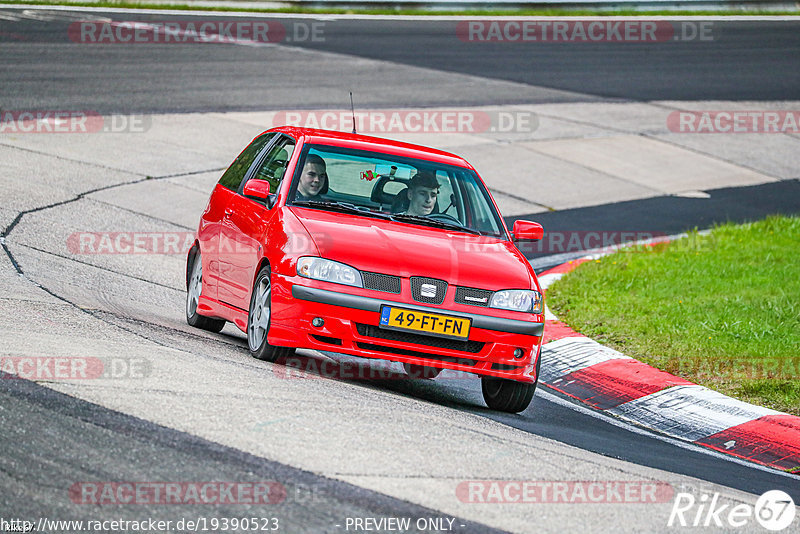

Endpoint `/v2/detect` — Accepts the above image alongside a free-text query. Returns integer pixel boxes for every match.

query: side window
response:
[435,170,457,219]
[218,132,276,191]
[462,178,501,235]
[246,136,296,194]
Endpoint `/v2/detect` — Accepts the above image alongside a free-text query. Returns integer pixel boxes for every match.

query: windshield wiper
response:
[293,200,394,220]
[391,214,483,235]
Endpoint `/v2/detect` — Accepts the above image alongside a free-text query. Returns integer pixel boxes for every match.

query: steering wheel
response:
[428,213,463,225]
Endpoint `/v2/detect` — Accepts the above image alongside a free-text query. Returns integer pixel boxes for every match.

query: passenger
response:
[405,171,439,216]
[296,154,328,201]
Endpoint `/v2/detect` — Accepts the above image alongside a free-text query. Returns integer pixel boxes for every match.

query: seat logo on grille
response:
[420,283,438,298]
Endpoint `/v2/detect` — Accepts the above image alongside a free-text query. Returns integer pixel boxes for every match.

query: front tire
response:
[248,266,294,362]
[481,376,535,413]
[186,251,226,333]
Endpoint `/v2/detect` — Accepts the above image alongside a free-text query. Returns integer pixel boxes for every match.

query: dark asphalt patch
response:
[0,377,504,533]
[507,179,800,266]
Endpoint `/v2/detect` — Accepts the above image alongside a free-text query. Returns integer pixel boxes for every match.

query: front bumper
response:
[268,278,544,382]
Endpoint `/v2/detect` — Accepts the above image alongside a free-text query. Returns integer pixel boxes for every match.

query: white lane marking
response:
[538,275,564,322]
[3,5,800,21]
[0,9,112,22]
[71,20,331,57]
[99,20,281,48]
[537,272,563,290]
[540,336,630,382]
[18,9,56,20]
[537,388,799,481]
[609,385,782,442]
[543,304,559,322]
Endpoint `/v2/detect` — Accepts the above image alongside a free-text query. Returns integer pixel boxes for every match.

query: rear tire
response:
[186,250,226,333]
[248,266,294,362]
[403,363,441,379]
[481,376,535,413]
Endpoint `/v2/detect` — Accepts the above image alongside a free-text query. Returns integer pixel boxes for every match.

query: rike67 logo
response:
[668,490,796,531]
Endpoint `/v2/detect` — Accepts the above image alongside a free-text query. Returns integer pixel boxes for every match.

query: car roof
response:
[268,126,474,169]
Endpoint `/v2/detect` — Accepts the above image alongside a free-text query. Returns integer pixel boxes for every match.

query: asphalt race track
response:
[2,11,800,112]
[1,7,799,534]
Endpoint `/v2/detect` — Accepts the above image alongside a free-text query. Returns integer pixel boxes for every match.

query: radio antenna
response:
[349,92,357,134]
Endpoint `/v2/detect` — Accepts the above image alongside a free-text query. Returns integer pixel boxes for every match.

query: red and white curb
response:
[538,258,800,475]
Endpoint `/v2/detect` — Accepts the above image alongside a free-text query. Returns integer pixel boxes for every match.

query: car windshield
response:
[288,143,507,238]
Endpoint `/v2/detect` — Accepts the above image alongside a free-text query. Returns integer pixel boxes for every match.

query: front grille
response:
[410,277,447,305]
[356,323,484,354]
[311,334,342,346]
[491,363,524,371]
[455,287,493,307]
[355,342,479,367]
[362,272,401,294]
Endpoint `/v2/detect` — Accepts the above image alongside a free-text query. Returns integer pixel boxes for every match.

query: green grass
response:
[4,0,800,16]
[546,215,800,415]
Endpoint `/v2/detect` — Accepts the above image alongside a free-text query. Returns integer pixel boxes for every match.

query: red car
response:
[186,126,545,413]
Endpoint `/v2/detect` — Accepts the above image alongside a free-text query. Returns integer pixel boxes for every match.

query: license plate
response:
[379,306,471,340]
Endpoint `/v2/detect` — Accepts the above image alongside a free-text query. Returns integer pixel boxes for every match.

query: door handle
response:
[224,208,233,218]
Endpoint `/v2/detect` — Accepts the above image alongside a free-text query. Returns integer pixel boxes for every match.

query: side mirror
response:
[512,220,544,241]
[243,180,271,203]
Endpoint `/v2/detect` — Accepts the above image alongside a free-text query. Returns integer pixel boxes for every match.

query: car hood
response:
[290,206,534,290]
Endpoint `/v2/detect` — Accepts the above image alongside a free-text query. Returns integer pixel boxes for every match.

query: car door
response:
[199,132,276,301]
[217,135,296,310]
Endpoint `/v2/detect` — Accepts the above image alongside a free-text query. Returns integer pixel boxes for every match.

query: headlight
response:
[490,290,543,314]
[297,257,363,288]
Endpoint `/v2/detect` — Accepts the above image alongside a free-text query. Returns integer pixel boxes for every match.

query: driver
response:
[296,154,328,201]
[405,171,439,216]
